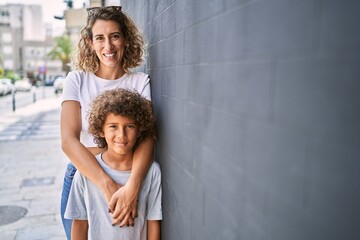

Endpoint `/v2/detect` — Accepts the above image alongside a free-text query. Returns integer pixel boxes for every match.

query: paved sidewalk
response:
[0,96,67,239]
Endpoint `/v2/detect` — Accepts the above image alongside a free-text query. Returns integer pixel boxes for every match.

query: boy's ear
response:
[99,131,105,137]
[137,129,142,138]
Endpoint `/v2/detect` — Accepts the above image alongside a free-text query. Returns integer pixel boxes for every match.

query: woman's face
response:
[89,19,126,70]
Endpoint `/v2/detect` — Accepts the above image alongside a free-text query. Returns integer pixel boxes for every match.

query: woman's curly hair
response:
[88,88,155,149]
[72,7,144,73]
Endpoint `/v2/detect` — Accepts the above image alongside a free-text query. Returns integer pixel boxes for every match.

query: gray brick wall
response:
[121,0,360,239]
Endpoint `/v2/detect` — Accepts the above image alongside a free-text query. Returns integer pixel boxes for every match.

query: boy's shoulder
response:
[150,161,161,171]
[146,161,161,180]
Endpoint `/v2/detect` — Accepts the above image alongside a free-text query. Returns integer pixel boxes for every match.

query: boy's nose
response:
[116,128,126,138]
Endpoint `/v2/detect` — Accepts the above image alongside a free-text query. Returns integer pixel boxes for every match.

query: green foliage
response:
[0,69,20,82]
[48,34,73,74]
[5,71,21,81]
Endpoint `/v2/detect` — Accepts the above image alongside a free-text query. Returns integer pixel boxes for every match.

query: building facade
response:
[0,4,62,82]
[0,5,23,74]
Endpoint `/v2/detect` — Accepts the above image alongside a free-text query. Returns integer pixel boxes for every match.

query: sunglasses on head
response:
[86,6,122,18]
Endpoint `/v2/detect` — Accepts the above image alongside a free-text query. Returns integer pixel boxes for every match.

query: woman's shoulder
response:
[66,70,90,80]
[127,71,149,81]
[64,71,94,87]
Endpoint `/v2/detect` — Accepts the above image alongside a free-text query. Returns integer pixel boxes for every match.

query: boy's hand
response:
[108,181,139,227]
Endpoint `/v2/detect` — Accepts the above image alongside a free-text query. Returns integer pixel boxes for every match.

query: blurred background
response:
[0,0,116,111]
[0,0,91,90]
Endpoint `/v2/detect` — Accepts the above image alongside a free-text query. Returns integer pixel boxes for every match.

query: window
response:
[3,46,12,54]
[4,60,13,69]
[2,32,12,42]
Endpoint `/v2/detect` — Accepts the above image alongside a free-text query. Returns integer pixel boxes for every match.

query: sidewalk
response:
[0,96,67,239]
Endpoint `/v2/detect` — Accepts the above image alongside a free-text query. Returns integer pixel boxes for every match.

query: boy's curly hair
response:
[72,7,144,73]
[88,88,155,149]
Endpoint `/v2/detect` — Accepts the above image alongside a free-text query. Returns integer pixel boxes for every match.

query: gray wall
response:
[122,0,360,239]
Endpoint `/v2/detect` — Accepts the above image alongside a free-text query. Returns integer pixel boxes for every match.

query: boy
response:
[64,88,162,240]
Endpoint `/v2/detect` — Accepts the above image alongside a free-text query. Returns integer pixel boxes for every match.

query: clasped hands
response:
[106,181,139,227]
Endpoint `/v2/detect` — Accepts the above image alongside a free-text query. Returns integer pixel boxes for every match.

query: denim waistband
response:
[65,162,77,178]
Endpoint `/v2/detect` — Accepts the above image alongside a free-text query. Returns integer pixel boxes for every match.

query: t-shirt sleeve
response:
[64,171,88,220]
[146,163,162,220]
[62,71,81,103]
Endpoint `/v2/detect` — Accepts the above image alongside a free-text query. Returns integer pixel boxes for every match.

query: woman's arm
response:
[147,220,161,240]
[109,138,155,226]
[61,101,119,202]
[72,220,88,240]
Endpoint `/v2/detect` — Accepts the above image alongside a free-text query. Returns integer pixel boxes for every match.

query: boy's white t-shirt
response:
[61,71,151,147]
[64,154,162,240]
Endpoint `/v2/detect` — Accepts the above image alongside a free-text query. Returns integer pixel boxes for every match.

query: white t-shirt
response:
[64,154,162,240]
[62,71,151,147]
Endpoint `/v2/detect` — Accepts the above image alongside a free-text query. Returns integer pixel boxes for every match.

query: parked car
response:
[45,75,63,86]
[45,78,55,86]
[14,78,32,92]
[0,83,7,96]
[0,78,14,95]
[54,77,64,94]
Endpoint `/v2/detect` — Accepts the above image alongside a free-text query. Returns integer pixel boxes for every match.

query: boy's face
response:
[102,113,139,156]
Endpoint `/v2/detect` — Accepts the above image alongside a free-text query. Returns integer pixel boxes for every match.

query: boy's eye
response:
[127,125,135,129]
[109,125,117,128]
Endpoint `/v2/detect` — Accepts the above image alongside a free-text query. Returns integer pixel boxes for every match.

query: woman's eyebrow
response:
[93,33,104,38]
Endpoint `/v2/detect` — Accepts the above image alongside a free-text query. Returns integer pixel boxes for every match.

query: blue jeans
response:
[61,162,77,240]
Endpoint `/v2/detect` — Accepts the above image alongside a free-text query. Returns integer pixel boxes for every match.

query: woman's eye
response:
[111,34,120,39]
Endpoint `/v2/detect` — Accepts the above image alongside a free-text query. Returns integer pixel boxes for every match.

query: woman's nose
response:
[104,38,113,50]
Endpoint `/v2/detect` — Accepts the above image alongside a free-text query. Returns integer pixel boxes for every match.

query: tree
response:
[48,35,73,74]
[5,70,20,83]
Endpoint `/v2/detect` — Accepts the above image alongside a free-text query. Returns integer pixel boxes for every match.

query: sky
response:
[1,0,86,35]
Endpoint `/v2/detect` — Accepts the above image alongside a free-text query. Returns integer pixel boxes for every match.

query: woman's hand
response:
[102,178,121,205]
[108,179,140,227]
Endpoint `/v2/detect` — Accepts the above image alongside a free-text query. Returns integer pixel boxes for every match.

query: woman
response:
[60,6,154,239]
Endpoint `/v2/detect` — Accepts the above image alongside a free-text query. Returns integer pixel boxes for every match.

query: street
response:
[0,90,67,239]
[0,87,57,116]
[0,87,60,140]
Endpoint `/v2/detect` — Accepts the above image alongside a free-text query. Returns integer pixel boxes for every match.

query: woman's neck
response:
[95,67,126,80]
